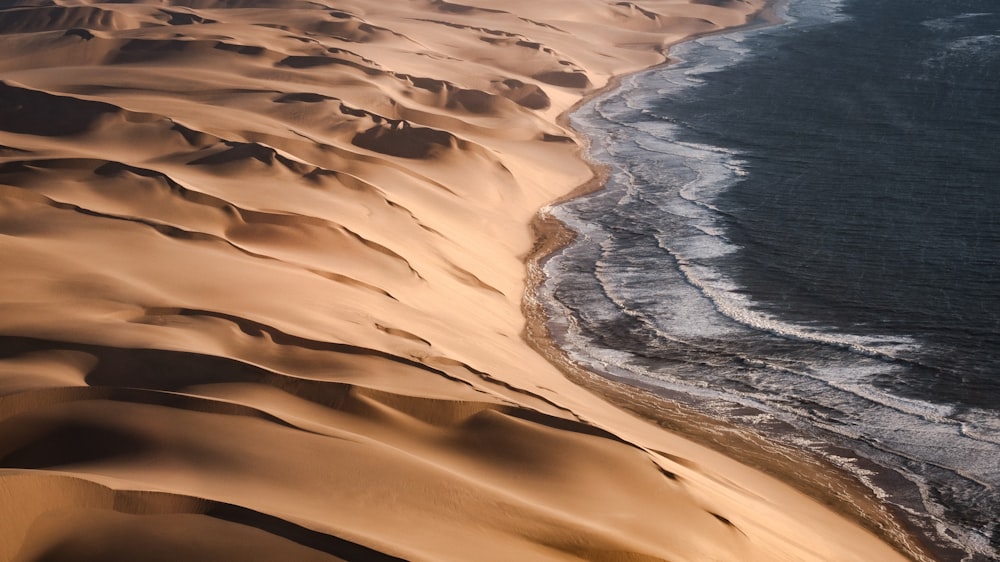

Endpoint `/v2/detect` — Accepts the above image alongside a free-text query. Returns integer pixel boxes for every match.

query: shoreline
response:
[520,7,937,562]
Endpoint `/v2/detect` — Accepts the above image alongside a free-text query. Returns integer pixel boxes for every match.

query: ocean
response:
[542,0,1000,559]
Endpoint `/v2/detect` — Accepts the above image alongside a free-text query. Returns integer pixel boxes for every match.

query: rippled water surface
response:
[544,0,1000,559]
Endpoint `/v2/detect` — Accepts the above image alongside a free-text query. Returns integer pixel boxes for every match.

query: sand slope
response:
[1,1,921,561]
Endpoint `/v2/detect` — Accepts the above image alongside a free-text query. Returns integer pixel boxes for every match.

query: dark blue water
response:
[544,0,1000,559]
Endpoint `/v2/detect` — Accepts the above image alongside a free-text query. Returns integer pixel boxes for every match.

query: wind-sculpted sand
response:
[1,1,926,561]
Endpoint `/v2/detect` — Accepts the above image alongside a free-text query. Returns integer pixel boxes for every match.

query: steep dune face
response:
[1,2,918,561]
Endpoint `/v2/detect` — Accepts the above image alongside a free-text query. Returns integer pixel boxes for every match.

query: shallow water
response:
[544,0,1000,559]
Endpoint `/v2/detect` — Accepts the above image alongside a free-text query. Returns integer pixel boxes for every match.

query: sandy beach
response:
[1,1,931,560]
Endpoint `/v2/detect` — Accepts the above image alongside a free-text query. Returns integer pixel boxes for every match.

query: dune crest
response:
[1,1,927,561]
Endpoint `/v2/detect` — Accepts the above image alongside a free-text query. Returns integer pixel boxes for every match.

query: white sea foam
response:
[921,12,994,31]
[945,33,1000,54]
[547,0,1000,559]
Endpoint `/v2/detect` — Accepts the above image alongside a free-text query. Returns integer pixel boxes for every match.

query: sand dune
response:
[1,1,928,561]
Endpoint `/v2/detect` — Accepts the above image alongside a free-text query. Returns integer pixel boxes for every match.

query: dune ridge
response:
[1,1,928,560]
